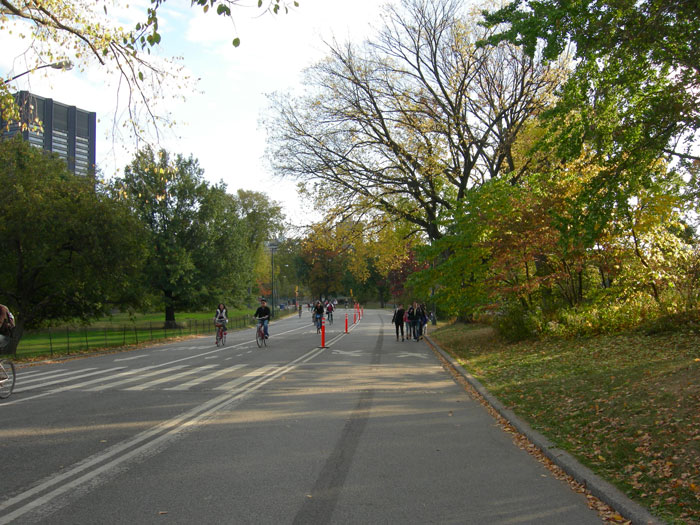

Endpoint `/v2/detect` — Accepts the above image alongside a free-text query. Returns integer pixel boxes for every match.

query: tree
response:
[1,0,298,139]
[230,189,286,305]
[115,146,248,326]
[481,0,700,221]
[0,136,146,354]
[266,0,565,241]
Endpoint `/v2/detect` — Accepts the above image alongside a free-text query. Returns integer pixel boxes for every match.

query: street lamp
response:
[266,239,280,319]
[3,60,74,84]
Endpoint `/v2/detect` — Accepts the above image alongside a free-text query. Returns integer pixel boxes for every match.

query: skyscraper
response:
[1,91,96,176]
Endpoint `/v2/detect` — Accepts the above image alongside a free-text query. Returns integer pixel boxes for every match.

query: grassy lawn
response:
[430,322,700,524]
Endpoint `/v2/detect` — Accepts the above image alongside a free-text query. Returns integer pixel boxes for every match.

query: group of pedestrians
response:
[392,302,430,342]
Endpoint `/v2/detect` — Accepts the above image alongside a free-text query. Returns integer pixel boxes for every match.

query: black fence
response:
[17,315,255,358]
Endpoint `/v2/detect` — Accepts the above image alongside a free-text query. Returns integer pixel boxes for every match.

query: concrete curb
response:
[425,335,663,525]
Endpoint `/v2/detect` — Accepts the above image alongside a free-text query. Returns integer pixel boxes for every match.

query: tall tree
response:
[481,0,700,221]
[0,136,146,354]
[266,0,564,241]
[115,147,248,326]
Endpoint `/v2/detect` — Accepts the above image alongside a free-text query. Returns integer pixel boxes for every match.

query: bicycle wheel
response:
[221,331,226,346]
[216,328,222,347]
[0,359,16,399]
[255,326,263,348]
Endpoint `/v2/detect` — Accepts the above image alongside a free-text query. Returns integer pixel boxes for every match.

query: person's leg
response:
[263,319,269,337]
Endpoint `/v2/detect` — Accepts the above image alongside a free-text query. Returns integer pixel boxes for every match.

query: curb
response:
[425,335,663,525]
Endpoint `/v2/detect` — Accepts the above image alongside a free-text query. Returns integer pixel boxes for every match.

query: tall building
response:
[1,91,96,176]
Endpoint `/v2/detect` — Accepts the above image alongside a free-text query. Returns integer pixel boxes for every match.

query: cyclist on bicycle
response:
[254,299,271,339]
[214,303,228,334]
[326,301,334,322]
[0,304,15,349]
[313,300,324,331]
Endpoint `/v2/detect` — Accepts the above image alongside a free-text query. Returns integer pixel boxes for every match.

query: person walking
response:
[407,302,417,341]
[392,303,405,341]
[403,308,411,342]
[419,303,428,339]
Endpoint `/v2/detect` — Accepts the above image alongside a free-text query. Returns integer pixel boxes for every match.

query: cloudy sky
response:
[1,0,388,226]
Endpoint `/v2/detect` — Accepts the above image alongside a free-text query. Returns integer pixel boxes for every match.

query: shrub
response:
[492,303,538,342]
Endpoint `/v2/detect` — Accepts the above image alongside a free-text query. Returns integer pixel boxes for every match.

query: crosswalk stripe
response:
[214,365,276,391]
[124,366,216,391]
[165,365,245,391]
[14,368,68,379]
[18,368,98,386]
[14,369,107,393]
[84,366,187,392]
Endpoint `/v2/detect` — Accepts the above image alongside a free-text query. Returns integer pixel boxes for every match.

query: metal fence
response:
[16,315,254,358]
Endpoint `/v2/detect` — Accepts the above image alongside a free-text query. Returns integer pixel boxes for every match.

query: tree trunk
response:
[164,291,178,329]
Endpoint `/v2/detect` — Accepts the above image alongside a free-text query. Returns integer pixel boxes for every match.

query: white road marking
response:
[396,352,428,359]
[0,347,326,524]
[84,366,187,392]
[124,366,216,391]
[165,365,245,391]
[214,365,276,391]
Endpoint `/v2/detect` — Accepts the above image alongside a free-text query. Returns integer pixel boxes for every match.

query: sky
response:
[1,0,388,227]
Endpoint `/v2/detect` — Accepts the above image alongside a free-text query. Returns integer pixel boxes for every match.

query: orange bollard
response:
[353,312,357,324]
[345,313,348,333]
[321,317,326,347]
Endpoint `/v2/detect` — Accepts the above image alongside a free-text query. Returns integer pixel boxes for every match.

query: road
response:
[0,309,602,524]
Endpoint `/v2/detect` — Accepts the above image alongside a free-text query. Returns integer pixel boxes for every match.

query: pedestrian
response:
[392,303,405,341]
[419,303,428,338]
[403,308,410,342]
[407,302,418,341]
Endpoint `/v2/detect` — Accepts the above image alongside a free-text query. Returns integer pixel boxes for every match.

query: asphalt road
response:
[0,309,602,524]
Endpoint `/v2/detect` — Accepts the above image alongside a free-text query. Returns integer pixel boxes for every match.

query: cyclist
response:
[326,301,334,323]
[0,304,15,349]
[254,299,271,339]
[313,300,324,331]
[213,303,228,339]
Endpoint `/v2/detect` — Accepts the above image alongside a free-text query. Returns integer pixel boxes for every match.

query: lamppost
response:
[267,239,280,319]
[2,60,74,84]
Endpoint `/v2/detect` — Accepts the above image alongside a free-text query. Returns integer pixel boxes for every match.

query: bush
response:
[492,303,538,342]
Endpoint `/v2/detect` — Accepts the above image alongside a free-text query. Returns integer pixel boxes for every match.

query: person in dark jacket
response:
[392,304,405,341]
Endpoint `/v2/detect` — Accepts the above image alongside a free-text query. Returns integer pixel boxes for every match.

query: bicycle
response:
[0,358,16,399]
[254,317,267,348]
[314,313,323,334]
[215,320,228,347]
[327,310,333,325]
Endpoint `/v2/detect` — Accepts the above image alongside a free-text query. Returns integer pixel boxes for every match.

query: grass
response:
[430,322,700,524]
